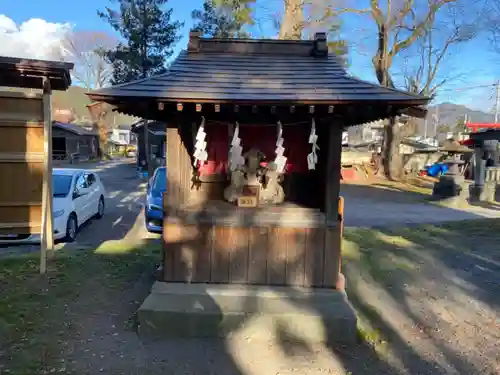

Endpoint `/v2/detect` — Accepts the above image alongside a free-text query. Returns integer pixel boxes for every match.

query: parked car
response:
[0,168,106,244]
[145,167,166,233]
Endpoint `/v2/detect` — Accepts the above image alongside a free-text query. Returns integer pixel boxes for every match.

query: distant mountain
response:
[421,102,494,136]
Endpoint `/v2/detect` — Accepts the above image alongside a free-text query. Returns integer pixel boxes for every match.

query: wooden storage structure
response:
[0,91,45,235]
[0,57,73,258]
[89,32,429,289]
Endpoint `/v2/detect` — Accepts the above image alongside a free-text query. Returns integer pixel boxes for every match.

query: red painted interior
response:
[197,123,229,176]
[196,123,310,175]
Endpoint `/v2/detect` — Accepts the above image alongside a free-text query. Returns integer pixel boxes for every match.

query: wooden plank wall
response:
[0,91,44,234]
[165,126,193,212]
[164,223,341,288]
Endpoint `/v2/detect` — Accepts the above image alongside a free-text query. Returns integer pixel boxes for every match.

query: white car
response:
[0,168,106,244]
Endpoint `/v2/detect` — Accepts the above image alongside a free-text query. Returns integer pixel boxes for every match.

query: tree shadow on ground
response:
[468,200,500,211]
[340,182,431,203]
[17,164,493,374]
[37,218,499,375]
[16,239,245,375]
[339,220,500,374]
[157,201,481,374]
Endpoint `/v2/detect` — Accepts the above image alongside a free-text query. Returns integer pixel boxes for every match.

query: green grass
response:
[342,218,500,348]
[0,241,161,375]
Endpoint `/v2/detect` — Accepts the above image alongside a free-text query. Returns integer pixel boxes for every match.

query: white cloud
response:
[0,15,72,60]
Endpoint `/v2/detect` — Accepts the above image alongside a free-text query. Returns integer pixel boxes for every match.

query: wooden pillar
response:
[163,123,196,281]
[144,120,153,178]
[323,121,343,289]
[165,126,180,214]
[40,77,54,274]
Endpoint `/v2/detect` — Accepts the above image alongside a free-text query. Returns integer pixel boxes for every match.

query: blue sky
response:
[2,0,499,112]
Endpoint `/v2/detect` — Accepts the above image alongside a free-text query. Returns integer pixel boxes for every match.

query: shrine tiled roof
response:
[89,33,429,105]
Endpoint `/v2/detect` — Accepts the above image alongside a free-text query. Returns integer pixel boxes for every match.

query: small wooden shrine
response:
[89,32,429,290]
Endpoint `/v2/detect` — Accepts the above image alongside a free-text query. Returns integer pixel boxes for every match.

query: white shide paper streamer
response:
[229,122,245,171]
[307,118,319,170]
[274,121,287,173]
[193,117,208,167]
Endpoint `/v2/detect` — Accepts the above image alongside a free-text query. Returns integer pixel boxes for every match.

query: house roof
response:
[130,120,166,133]
[53,122,98,136]
[0,56,73,91]
[88,33,430,106]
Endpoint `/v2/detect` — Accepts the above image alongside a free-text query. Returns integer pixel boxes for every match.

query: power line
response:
[438,83,497,92]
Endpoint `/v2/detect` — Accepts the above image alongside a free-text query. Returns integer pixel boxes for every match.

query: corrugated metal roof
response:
[89,37,429,104]
[53,122,98,136]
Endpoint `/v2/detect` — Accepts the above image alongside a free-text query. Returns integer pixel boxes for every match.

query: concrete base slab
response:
[138,282,357,344]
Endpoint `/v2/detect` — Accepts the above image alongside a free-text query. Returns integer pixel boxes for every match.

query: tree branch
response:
[389,0,456,57]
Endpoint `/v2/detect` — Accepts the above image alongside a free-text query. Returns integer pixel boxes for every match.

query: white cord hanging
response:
[307,118,319,170]
[193,117,208,167]
[229,122,245,171]
[274,121,287,173]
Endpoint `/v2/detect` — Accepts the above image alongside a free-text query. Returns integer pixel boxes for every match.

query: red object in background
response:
[459,138,474,146]
[466,122,500,132]
[341,167,356,180]
[197,123,310,175]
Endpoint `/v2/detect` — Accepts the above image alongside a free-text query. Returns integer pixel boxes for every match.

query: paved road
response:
[73,158,155,246]
[341,186,499,228]
[1,159,156,255]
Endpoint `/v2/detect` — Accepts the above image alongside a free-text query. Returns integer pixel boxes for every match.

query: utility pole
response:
[495,80,500,124]
[432,106,440,138]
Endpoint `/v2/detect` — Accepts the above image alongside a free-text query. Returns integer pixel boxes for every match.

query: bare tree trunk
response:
[279,0,304,39]
[380,118,404,180]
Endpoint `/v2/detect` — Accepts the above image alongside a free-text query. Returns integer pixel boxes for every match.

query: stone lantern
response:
[432,139,473,199]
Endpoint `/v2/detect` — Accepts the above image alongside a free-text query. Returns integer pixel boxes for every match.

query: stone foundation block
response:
[138,282,357,345]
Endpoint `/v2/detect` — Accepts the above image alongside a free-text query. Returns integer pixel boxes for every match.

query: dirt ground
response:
[343,220,500,375]
[2,220,500,375]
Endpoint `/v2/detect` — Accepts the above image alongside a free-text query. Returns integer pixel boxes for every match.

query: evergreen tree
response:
[98,0,183,84]
[192,0,255,38]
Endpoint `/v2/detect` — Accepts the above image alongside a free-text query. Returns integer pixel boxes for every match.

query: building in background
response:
[107,124,137,154]
[52,122,99,162]
[131,120,166,171]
